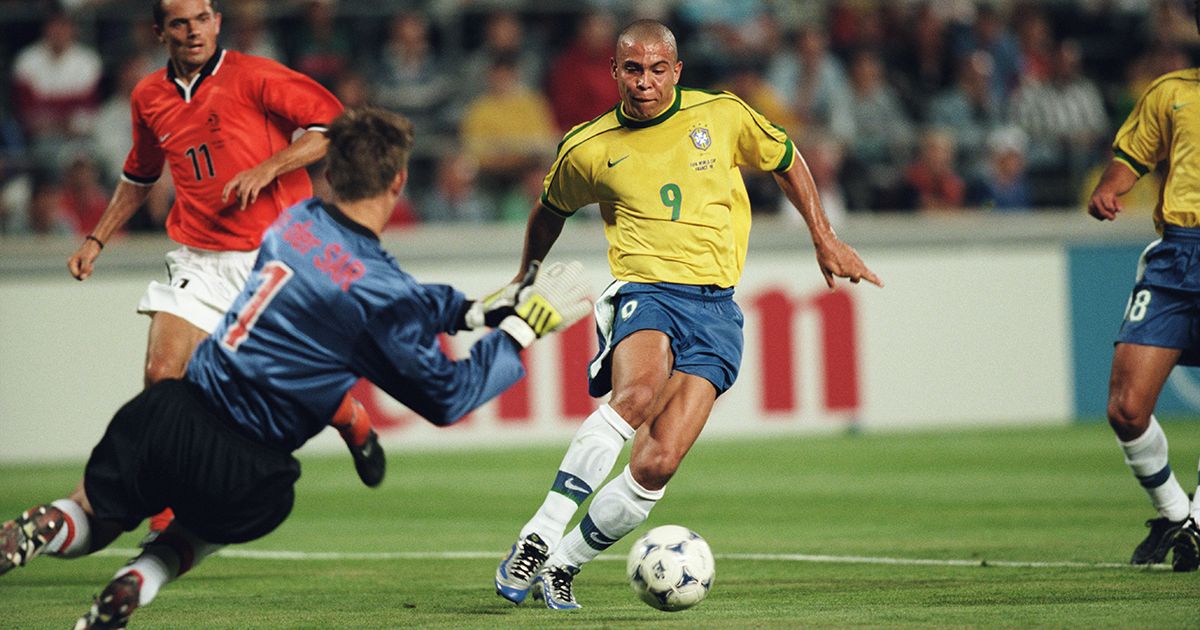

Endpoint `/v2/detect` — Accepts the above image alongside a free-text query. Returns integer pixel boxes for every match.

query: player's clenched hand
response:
[67,237,102,281]
[814,238,883,290]
[462,265,538,330]
[1087,188,1122,221]
[222,164,277,210]
[498,261,592,348]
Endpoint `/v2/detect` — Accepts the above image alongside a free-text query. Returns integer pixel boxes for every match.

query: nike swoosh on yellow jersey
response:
[607,155,630,168]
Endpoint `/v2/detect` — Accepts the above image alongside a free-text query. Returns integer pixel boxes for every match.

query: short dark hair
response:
[152,0,220,28]
[325,108,414,202]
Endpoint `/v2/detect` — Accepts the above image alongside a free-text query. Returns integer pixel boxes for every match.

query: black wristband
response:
[85,235,105,250]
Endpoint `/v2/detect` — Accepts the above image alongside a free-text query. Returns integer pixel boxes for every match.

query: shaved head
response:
[616,19,677,62]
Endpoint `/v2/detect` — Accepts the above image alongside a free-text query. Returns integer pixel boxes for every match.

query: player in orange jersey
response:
[65,0,382,534]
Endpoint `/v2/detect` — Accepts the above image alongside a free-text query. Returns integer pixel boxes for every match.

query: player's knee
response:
[630,448,683,490]
[609,384,658,426]
[1106,394,1150,439]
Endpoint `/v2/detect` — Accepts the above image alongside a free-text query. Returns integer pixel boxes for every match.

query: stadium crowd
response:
[0,0,1196,237]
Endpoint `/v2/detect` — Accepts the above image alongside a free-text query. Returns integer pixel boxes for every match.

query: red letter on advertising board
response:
[749,288,859,415]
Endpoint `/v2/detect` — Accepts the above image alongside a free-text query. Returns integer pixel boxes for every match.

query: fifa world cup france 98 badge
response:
[689,125,717,172]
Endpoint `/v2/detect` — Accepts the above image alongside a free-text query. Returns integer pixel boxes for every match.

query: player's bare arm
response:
[222,129,330,210]
[1087,160,1140,222]
[67,180,153,281]
[772,158,882,289]
[517,202,567,281]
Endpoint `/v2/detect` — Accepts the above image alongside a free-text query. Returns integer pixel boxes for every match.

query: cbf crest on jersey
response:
[689,126,712,151]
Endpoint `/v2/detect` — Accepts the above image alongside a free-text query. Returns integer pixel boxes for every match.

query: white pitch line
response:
[93,548,1159,570]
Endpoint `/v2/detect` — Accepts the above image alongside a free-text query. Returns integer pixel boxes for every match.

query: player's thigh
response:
[629,372,717,489]
[1108,342,1180,427]
[609,329,675,426]
[144,311,209,383]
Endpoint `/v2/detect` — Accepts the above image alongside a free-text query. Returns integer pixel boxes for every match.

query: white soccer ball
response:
[626,524,715,611]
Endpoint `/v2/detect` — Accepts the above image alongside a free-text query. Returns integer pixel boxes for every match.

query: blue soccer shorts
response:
[1116,225,1200,366]
[588,281,744,397]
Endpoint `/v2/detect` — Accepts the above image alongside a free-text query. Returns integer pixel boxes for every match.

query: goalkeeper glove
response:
[462,263,538,330]
[498,260,592,348]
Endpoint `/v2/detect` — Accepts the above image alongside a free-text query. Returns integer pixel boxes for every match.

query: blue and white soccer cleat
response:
[531,564,582,610]
[495,533,549,604]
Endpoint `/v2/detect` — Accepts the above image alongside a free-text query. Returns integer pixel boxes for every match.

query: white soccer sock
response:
[519,405,634,548]
[1119,416,1190,521]
[116,527,223,606]
[548,465,664,569]
[43,498,90,558]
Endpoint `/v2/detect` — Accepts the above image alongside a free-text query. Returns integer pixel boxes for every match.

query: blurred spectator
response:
[227,0,283,63]
[333,69,371,109]
[459,55,557,192]
[900,128,966,212]
[893,2,955,116]
[792,130,848,227]
[676,0,771,77]
[547,11,618,132]
[92,54,153,183]
[497,164,546,224]
[927,50,1005,178]
[373,12,453,137]
[0,157,31,235]
[766,27,855,142]
[421,153,491,223]
[456,11,547,107]
[289,0,352,89]
[967,126,1032,211]
[90,53,171,232]
[846,49,914,176]
[953,3,1022,108]
[11,10,101,167]
[60,154,109,234]
[1010,39,1108,186]
[385,194,419,230]
[1014,7,1054,86]
[12,172,78,236]
[720,60,800,136]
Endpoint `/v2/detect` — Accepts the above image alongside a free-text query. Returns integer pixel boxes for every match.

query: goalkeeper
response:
[0,107,592,629]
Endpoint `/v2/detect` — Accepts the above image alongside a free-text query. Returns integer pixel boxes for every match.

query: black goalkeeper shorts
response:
[84,379,301,544]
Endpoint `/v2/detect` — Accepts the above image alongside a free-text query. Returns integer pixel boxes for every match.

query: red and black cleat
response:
[0,504,66,576]
[75,573,142,630]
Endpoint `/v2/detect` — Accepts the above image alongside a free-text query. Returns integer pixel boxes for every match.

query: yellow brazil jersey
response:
[1113,68,1200,231]
[541,87,795,287]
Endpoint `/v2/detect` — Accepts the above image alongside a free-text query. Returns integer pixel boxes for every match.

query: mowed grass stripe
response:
[93,547,1155,570]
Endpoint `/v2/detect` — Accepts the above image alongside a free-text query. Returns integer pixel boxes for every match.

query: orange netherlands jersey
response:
[122,49,343,251]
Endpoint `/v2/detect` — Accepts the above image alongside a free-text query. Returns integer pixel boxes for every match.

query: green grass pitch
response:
[3,421,1199,628]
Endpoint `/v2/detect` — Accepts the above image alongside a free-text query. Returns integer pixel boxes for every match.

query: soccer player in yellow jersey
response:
[494,19,881,608]
[1087,1,1200,572]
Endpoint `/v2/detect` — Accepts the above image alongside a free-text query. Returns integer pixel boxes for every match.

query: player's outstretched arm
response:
[222,129,330,210]
[1087,160,1139,222]
[772,157,883,289]
[67,180,152,281]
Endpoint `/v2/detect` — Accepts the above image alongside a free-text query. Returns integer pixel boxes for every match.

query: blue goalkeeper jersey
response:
[186,198,526,451]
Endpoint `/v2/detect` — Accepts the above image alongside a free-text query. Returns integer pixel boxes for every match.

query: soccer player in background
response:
[0,107,594,629]
[1085,0,1200,574]
[64,0,379,531]
[494,19,882,609]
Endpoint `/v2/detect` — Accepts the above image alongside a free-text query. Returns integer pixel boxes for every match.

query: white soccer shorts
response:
[137,246,259,334]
